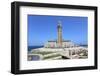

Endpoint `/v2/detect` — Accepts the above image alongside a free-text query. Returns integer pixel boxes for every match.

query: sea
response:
[80,45,88,48]
[28,46,44,51]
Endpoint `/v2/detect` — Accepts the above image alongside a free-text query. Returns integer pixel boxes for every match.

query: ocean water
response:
[28,46,44,51]
[80,45,88,47]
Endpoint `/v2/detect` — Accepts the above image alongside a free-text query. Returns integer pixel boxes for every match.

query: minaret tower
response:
[57,21,62,47]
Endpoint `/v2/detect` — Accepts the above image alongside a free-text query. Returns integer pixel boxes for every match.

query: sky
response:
[28,15,88,46]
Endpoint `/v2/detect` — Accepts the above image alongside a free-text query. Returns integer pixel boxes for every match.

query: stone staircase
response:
[43,52,62,60]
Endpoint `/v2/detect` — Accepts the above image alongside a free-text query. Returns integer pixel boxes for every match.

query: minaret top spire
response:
[58,20,62,26]
[58,20,62,29]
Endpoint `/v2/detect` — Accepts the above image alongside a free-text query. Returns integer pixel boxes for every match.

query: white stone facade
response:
[44,40,76,48]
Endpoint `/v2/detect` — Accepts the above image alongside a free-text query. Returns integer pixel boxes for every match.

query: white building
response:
[44,40,76,48]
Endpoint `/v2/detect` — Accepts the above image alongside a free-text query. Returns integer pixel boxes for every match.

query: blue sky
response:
[28,15,88,46]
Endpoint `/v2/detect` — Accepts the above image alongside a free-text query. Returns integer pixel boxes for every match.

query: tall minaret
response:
[57,21,62,47]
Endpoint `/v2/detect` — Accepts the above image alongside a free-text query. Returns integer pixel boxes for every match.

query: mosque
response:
[44,21,77,48]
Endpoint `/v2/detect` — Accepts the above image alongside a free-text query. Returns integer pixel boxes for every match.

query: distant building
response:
[44,21,76,48]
